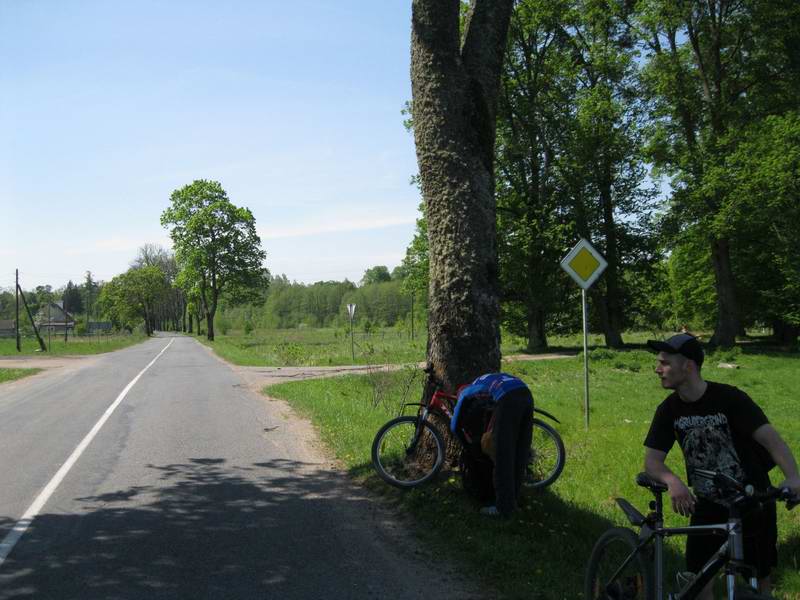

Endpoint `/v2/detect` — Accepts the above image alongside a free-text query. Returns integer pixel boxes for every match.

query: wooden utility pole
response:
[15,269,20,352]
[16,280,47,352]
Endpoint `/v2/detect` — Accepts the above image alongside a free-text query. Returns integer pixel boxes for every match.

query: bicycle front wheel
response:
[585,527,653,600]
[371,416,445,488]
[525,418,566,489]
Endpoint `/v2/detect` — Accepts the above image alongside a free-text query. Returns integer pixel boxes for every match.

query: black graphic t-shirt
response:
[644,382,773,501]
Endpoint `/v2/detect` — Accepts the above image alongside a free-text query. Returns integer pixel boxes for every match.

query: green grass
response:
[190,326,642,367]
[191,325,791,368]
[0,368,41,384]
[193,327,426,366]
[265,349,800,600]
[0,333,148,356]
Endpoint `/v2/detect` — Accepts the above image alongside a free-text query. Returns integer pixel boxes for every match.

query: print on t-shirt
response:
[676,413,746,500]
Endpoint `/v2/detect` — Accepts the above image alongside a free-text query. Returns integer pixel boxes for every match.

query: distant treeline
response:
[215,271,422,334]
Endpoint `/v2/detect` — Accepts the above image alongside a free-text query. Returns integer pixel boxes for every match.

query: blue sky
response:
[0,1,420,290]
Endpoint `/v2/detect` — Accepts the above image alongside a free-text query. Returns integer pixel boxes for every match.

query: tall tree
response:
[558,0,659,348]
[494,0,576,352]
[712,113,800,345]
[99,266,168,335]
[633,0,800,346]
[133,245,186,332]
[360,266,392,286]
[62,280,84,315]
[411,0,514,390]
[83,271,99,322]
[161,180,268,341]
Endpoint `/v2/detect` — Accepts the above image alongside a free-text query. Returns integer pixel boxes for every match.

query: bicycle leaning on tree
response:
[370,366,566,490]
[584,470,799,600]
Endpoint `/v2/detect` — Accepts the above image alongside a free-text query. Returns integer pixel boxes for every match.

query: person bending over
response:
[451,373,534,517]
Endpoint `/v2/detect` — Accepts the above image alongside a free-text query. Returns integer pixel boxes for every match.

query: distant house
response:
[0,319,15,338]
[36,302,75,334]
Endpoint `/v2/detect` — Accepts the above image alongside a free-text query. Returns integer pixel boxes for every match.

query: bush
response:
[708,345,742,364]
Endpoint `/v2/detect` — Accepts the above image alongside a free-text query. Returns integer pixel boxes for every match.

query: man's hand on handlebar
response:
[667,478,697,516]
[778,474,800,498]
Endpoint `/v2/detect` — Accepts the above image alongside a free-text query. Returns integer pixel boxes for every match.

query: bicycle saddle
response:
[636,472,668,493]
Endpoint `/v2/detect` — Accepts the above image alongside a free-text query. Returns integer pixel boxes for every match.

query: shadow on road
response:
[0,458,469,600]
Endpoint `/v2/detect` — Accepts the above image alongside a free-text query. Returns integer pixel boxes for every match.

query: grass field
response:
[264,348,800,599]
[191,326,729,367]
[193,327,428,366]
[0,333,148,356]
[0,368,41,384]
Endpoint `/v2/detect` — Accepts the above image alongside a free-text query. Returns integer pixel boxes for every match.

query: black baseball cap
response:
[647,333,704,368]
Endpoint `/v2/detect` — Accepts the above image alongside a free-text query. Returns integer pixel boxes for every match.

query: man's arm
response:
[645,447,697,516]
[752,424,800,495]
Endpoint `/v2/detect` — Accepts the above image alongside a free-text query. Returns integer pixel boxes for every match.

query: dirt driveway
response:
[229,351,575,393]
[2,349,575,393]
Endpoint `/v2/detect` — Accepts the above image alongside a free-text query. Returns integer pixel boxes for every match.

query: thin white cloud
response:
[62,236,173,256]
[259,216,415,240]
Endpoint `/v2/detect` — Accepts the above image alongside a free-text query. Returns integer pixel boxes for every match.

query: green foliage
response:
[98,265,169,334]
[666,236,717,330]
[62,280,84,315]
[360,265,391,286]
[718,114,800,328]
[161,179,268,339]
[634,0,800,343]
[399,201,429,305]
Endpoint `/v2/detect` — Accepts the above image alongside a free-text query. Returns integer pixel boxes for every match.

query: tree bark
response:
[526,304,547,353]
[411,0,513,390]
[772,319,798,347]
[709,237,740,348]
[599,162,624,348]
[206,311,215,341]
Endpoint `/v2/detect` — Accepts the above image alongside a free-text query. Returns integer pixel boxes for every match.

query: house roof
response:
[35,302,75,324]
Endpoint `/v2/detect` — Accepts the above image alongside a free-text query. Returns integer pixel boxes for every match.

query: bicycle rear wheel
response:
[585,527,653,600]
[732,591,773,599]
[525,418,566,489]
[371,416,445,488]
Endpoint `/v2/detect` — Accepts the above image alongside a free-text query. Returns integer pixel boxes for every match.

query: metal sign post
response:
[346,303,356,363]
[560,238,607,429]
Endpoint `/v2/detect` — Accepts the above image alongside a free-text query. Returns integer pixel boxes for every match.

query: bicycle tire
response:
[371,416,445,488]
[525,418,566,489]
[585,527,654,600]
[732,590,773,599]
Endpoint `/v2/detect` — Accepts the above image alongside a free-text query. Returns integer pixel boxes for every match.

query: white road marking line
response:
[0,338,175,568]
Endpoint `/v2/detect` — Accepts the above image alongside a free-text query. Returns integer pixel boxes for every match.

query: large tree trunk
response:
[526,303,547,353]
[411,0,513,391]
[599,164,624,348]
[709,237,740,348]
[206,311,215,341]
[772,319,799,347]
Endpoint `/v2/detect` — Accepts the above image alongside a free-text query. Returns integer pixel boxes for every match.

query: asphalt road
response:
[0,336,481,599]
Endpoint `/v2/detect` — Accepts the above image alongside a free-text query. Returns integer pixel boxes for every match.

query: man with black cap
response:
[643,333,800,598]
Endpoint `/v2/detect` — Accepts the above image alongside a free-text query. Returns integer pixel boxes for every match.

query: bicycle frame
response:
[611,476,762,600]
[648,520,747,599]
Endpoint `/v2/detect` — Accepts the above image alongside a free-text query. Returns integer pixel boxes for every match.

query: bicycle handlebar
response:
[639,470,799,511]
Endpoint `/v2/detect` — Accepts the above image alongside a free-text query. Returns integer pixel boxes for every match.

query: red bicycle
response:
[370,367,565,489]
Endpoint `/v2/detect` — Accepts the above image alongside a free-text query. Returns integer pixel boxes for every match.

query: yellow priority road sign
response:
[560,238,607,290]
